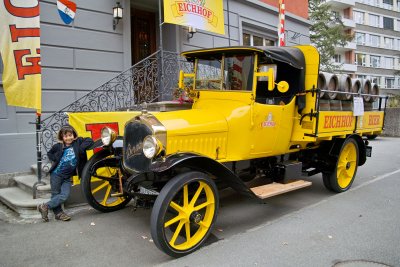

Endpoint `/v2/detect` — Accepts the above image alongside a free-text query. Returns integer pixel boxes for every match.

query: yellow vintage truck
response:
[75,45,386,257]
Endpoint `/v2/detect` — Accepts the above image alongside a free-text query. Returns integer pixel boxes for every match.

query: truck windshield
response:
[195,55,254,91]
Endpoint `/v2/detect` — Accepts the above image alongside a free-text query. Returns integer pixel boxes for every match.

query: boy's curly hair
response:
[57,125,78,142]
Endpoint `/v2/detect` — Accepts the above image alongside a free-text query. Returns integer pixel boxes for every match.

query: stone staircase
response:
[0,165,86,219]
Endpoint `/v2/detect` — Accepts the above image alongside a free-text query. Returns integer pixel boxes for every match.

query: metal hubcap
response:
[190,212,202,224]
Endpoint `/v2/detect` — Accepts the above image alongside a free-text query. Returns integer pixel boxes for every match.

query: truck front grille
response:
[123,120,152,173]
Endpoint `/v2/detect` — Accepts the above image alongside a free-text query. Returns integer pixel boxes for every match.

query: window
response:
[332,11,340,21]
[369,34,380,47]
[195,55,254,91]
[384,37,394,49]
[353,11,364,24]
[383,17,394,30]
[355,32,366,45]
[369,14,380,27]
[382,57,394,69]
[382,0,393,9]
[243,32,275,47]
[243,33,251,46]
[333,54,342,63]
[356,53,366,66]
[385,78,395,88]
[370,76,380,85]
[370,55,381,68]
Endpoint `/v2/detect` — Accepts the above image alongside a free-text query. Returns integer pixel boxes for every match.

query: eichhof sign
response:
[164,0,225,35]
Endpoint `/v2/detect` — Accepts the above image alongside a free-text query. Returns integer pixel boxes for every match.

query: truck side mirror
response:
[178,70,195,89]
[256,64,276,91]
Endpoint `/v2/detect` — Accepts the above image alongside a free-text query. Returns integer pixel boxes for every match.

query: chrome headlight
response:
[142,135,162,159]
[101,127,116,146]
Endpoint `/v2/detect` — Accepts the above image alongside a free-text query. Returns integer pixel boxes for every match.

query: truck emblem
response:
[125,143,143,159]
[262,113,276,127]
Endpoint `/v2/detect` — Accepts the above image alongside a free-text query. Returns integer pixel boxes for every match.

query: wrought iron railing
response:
[40,50,193,172]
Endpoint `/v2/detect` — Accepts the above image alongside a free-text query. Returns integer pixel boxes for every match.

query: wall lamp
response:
[113,2,123,30]
[188,26,197,39]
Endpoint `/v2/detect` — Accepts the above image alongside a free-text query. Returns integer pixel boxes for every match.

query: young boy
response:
[38,125,93,222]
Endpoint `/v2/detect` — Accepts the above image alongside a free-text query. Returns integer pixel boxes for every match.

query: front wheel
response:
[81,149,131,212]
[150,171,219,258]
[323,138,359,193]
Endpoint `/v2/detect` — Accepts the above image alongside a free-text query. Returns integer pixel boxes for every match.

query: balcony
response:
[324,0,355,9]
[332,62,357,72]
[342,17,356,29]
[335,41,357,52]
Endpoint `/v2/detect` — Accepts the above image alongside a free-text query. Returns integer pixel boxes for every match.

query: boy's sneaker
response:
[55,212,71,221]
[37,203,49,222]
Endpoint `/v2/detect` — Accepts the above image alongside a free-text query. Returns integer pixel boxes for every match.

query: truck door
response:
[251,98,296,156]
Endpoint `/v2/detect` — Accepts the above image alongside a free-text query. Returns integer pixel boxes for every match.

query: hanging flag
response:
[163,0,225,35]
[57,0,77,25]
[278,0,285,46]
[0,0,41,111]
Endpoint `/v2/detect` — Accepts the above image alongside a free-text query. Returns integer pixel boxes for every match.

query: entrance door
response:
[131,9,157,103]
[131,9,156,64]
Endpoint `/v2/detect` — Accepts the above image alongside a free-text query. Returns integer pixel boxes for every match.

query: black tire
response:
[367,135,378,140]
[81,149,131,212]
[322,138,359,193]
[150,171,219,258]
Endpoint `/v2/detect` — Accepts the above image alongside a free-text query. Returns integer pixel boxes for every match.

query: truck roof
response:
[181,46,305,70]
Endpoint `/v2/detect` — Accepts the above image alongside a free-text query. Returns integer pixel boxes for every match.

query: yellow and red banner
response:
[164,0,225,35]
[0,0,41,111]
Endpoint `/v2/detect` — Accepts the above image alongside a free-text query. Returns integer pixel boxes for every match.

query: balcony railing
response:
[39,50,193,172]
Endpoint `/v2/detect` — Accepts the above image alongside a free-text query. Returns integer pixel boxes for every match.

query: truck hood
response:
[153,109,228,136]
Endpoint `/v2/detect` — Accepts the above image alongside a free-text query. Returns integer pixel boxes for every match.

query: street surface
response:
[0,137,399,267]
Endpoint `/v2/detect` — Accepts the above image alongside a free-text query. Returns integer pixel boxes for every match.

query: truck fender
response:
[328,135,366,167]
[150,153,257,200]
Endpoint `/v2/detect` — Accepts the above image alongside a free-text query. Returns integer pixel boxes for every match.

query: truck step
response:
[250,180,312,199]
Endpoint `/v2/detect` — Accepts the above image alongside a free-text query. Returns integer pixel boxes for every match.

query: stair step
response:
[14,174,51,198]
[0,187,50,219]
[250,180,312,199]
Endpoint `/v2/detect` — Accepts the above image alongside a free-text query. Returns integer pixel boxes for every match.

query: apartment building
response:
[354,0,400,96]
[327,0,400,95]
[0,0,310,173]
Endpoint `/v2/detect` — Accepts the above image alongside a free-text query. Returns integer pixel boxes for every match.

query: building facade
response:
[0,0,310,174]
[326,0,400,96]
[354,0,400,96]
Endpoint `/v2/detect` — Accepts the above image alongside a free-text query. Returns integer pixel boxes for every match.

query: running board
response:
[250,180,312,199]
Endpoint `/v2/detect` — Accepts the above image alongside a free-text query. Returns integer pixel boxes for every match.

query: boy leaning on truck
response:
[37,125,93,222]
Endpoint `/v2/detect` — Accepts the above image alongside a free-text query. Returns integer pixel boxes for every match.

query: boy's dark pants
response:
[47,173,71,215]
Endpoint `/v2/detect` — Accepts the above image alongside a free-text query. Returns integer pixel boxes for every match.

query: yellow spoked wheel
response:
[81,149,131,212]
[150,171,219,258]
[323,138,359,193]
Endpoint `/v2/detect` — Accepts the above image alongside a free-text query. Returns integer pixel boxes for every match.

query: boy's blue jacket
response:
[47,137,94,177]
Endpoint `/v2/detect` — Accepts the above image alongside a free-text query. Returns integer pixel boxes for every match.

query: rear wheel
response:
[81,149,131,212]
[322,138,359,193]
[150,171,219,257]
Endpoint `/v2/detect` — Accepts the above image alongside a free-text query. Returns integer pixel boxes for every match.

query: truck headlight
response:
[143,135,162,159]
[101,127,117,146]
